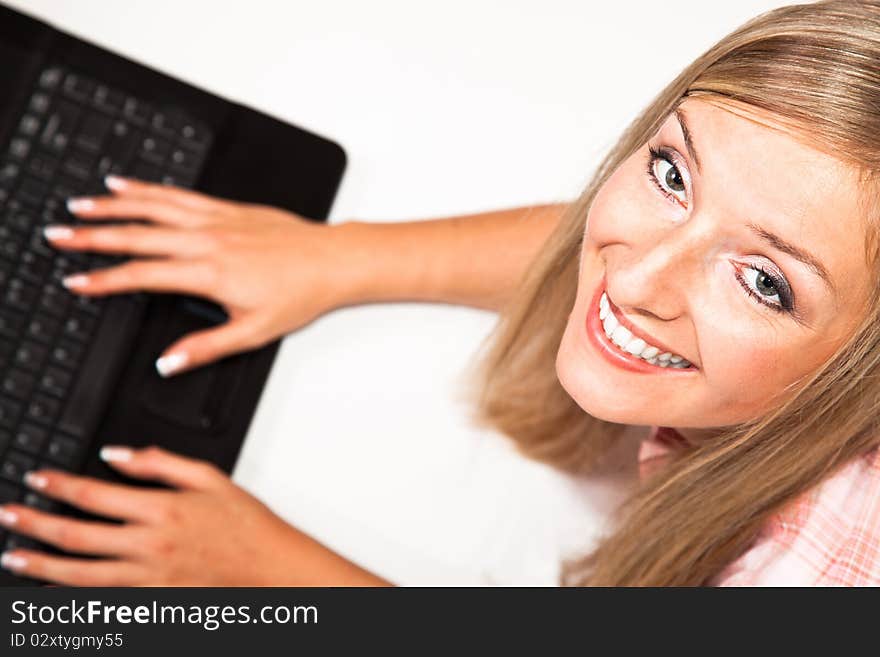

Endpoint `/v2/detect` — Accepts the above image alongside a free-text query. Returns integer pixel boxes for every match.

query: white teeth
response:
[610,325,632,348]
[602,312,618,336]
[624,337,647,356]
[598,291,692,370]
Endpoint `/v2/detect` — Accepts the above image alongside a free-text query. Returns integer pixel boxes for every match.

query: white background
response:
[7,0,787,584]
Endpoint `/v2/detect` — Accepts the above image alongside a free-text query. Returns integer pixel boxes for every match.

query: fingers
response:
[0,504,144,556]
[99,445,225,491]
[59,259,218,298]
[155,317,266,377]
[104,175,232,211]
[17,469,168,523]
[66,176,232,227]
[45,223,214,258]
[0,550,144,586]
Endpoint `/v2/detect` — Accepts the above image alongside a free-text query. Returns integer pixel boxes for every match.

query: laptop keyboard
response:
[0,66,213,556]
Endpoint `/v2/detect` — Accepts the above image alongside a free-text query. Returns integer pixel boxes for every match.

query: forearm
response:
[334,203,568,311]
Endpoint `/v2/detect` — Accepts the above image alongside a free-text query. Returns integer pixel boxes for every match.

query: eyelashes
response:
[644,144,797,317]
[646,145,689,207]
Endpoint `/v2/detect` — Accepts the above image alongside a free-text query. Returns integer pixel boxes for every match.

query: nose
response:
[606,223,706,322]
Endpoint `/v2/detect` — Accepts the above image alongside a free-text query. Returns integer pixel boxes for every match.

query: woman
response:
[1,0,879,586]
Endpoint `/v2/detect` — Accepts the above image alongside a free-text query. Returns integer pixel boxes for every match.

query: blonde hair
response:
[472,0,880,585]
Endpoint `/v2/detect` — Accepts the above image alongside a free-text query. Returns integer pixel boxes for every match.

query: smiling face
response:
[556,97,874,442]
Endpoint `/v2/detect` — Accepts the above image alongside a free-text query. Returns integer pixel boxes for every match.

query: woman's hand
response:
[47,176,356,376]
[0,446,388,586]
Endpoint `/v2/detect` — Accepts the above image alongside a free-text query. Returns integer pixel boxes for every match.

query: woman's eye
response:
[735,264,794,314]
[647,146,688,206]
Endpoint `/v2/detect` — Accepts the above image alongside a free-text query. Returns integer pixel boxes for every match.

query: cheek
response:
[699,321,830,415]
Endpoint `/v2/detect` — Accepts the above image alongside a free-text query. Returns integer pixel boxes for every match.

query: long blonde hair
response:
[472,0,880,585]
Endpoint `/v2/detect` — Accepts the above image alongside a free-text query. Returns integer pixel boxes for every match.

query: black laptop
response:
[0,4,347,584]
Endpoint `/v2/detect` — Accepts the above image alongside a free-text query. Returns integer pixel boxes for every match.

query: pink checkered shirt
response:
[638,426,880,586]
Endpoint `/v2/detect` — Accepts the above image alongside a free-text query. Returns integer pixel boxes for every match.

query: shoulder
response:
[713,445,880,586]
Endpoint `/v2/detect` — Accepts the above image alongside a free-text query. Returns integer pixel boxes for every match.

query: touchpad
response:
[138,297,245,433]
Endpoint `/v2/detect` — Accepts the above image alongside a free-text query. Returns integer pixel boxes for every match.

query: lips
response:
[585,279,697,374]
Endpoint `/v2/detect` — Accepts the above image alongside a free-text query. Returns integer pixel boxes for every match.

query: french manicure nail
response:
[0,508,17,526]
[100,446,133,463]
[24,472,48,490]
[156,352,188,377]
[105,175,128,191]
[1,552,27,571]
[62,274,89,289]
[43,225,75,240]
[67,198,95,213]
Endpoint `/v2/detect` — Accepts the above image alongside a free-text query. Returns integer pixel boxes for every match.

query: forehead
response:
[666,97,872,311]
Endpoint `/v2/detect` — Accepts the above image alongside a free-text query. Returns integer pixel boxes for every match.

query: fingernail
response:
[100,446,133,463]
[1,552,27,572]
[62,274,89,289]
[105,175,129,191]
[0,507,17,526]
[156,352,188,377]
[67,198,95,213]
[24,472,48,490]
[43,225,75,241]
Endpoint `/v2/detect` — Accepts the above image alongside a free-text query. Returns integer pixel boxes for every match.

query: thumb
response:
[154,317,266,377]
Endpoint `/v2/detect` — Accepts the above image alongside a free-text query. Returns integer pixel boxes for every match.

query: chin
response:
[555,322,653,426]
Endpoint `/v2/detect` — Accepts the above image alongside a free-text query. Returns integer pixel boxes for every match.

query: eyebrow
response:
[747,222,835,293]
[673,107,702,175]
[674,106,835,295]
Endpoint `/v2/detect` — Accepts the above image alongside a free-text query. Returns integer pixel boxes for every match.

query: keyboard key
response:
[71,294,102,316]
[131,160,162,182]
[39,367,72,398]
[19,251,52,283]
[16,177,50,207]
[0,311,23,338]
[62,73,95,102]
[51,340,83,369]
[0,227,24,260]
[0,398,20,430]
[2,369,36,401]
[9,211,36,235]
[180,121,211,151]
[38,67,64,90]
[38,283,70,317]
[13,341,48,373]
[0,480,20,504]
[169,146,200,173]
[62,151,95,181]
[93,85,125,114]
[26,313,59,343]
[140,136,171,164]
[5,534,42,551]
[46,435,84,469]
[27,153,60,181]
[0,161,20,187]
[5,279,39,313]
[62,314,95,342]
[123,98,151,125]
[26,395,61,426]
[18,115,40,137]
[8,137,30,161]
[23,491,58,513]
[28,92,50,115]
[40,101,81,153]
[75,114,112,152]
[0,450,35,484]
[13,423,48,454]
